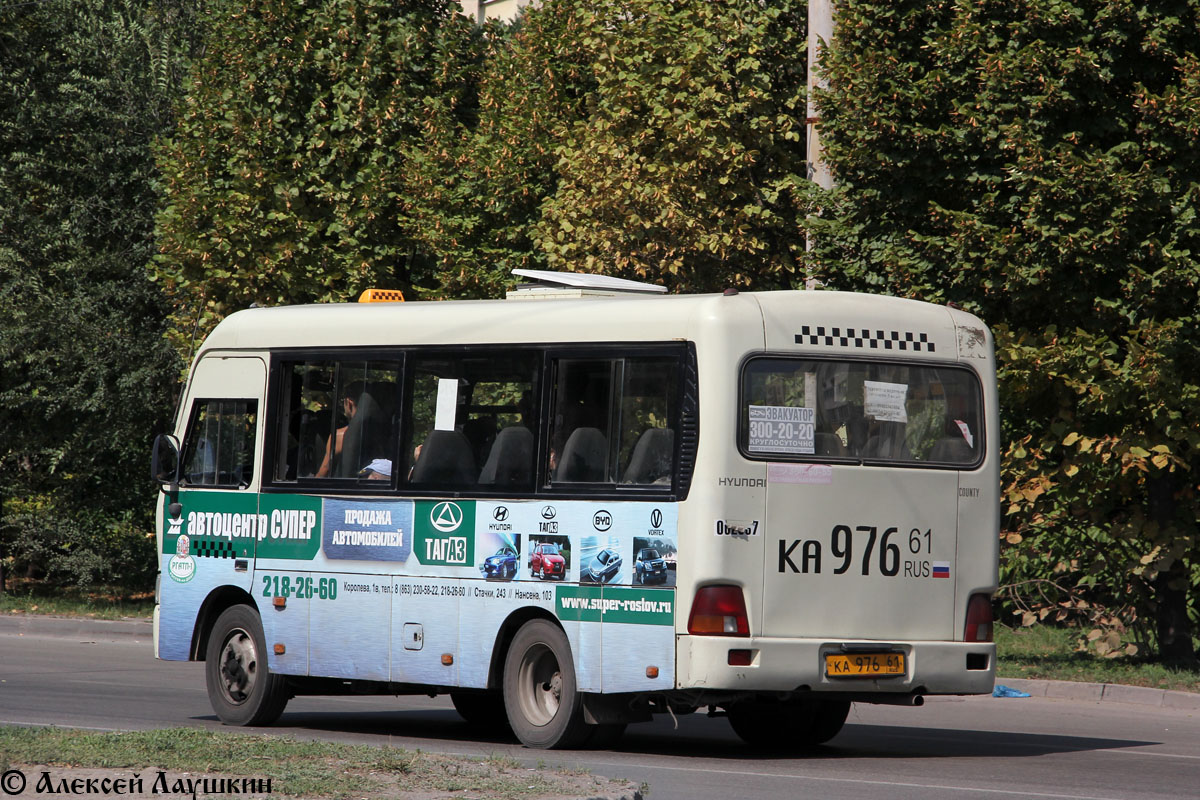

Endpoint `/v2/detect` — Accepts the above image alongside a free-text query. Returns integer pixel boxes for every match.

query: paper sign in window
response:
[804,372,817,407]
[864,380,908,423]
[435,379,459,431]
[954,419,975,448]
[748,405,815,455]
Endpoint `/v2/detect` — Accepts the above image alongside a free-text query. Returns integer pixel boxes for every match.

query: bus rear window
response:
[740,358,983,467]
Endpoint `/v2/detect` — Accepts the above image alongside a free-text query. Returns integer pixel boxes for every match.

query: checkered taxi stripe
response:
[796,326,935,352]
[190,539,237,558]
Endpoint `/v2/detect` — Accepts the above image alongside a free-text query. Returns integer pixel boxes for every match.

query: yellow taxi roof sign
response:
[358,288,405,303]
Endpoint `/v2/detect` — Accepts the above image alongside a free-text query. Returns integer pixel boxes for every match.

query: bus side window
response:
[404,353,538,491]
[618,358,677,485]
[549,356,678,486]
[274,359,400,483]
[550,359,615,483]
[180,399,258,488]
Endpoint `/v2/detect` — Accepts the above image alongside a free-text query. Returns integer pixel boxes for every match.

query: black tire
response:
[451,691,512,732]
[503,619,590,749]
[204,604,289,726]
[727,698,851,750]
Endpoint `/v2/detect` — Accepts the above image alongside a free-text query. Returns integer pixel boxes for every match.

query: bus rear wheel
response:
[503,619,590,749]
[205,605,289,726]
[727,697,851,750]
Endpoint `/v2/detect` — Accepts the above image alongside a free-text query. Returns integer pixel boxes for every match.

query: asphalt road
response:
[2,621,1198,800]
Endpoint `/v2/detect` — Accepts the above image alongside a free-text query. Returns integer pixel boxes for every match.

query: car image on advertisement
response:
[586,548,622,584]
[634,548,667,584]
[480,546,518,580]
[529,542,566,580]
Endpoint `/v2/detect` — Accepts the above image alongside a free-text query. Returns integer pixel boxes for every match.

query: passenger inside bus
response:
[358,458,392,480]
[315,382,389,478]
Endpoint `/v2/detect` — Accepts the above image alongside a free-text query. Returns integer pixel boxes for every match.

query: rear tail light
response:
[965,594,994,642]
[688,585,750,636]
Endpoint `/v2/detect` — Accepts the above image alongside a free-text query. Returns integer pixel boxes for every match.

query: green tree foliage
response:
[808,0,1200,662]
[0,0,198,589]
[414,0,808,297]
[416,3,602,299]
[534,0,808,291]
[151,0,483,343]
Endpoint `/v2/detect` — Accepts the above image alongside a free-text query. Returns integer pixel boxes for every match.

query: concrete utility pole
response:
[806,0,834,191]
[804,0,834,289]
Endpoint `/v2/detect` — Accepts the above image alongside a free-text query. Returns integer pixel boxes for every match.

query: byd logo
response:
[593,510,612,531]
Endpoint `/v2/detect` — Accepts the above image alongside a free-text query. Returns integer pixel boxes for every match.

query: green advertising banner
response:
[413,500,476,567]
[556,586,675,626]
[163,491,322,561]
[162,491,260,560]
[256,494,323,560]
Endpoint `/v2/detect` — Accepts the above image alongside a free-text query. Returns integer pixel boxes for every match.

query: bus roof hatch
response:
[507,269,667,300]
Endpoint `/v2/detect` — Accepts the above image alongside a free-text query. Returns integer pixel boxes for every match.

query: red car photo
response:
[529,542,566,580]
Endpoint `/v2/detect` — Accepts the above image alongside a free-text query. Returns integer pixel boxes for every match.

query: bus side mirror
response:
[152,434,181,494]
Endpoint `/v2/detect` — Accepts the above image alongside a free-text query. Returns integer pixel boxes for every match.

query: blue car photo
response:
[480,545,518,580]
[635,548,667,584]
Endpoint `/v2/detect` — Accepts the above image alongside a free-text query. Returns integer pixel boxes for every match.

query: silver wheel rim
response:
[517,642,562,728]
[218,627,258,705]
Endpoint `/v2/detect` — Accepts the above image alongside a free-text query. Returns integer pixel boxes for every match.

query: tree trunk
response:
[1154,563,1197,667]
[1147,474,1197,667]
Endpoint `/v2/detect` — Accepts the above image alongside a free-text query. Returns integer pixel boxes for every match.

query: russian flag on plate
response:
[932,561,951,578]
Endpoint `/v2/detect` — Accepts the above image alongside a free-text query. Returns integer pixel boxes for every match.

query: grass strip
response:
[996,625,1200,693]
[0,727,636,800]
[0,581,154,620]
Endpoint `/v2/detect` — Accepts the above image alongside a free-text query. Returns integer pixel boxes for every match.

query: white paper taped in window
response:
[435,378,459,431]
[864,380,908,423]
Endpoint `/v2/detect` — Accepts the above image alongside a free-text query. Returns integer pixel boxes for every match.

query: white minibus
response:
[152,270,998,749]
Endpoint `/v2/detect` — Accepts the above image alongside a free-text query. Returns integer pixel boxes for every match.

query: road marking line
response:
[1098,747,1200,761]
[552,760,1127,800]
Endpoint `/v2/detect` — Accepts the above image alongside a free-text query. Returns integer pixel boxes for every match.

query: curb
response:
[0,613,152,642]
[998,677,1200,712]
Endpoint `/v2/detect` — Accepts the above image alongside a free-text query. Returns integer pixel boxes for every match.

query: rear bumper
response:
[677,635,995,696]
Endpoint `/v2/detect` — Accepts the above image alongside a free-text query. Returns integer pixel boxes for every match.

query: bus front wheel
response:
[727,697,851,749]
[503,619,590,749]
[204,605,289,726]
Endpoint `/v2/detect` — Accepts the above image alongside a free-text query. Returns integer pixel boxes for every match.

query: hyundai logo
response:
[493,506,509,522]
